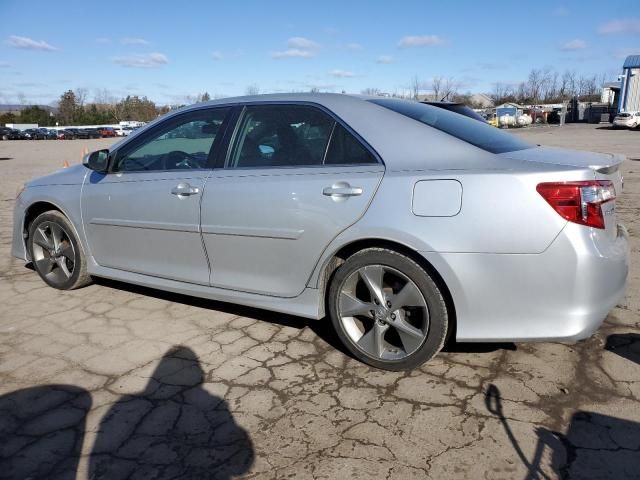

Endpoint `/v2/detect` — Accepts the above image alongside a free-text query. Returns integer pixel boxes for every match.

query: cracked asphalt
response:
[0,123,638,479]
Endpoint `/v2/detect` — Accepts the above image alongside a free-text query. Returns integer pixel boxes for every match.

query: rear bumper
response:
[421,223,629,342]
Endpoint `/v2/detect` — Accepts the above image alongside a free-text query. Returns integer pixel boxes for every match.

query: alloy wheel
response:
[31,221,76,285]
[338,265,429,361]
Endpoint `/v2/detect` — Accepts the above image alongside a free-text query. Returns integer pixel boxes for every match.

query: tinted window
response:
[229,105,333,168]
[370,99,532,154]
[325,124,377,165]
[114,108,228,172]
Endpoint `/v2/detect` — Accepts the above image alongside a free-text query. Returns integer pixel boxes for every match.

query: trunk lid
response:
[500,146,625,238]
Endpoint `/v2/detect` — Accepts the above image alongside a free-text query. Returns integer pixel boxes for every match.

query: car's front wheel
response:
[328,248,448,370]
[28,210,92,290]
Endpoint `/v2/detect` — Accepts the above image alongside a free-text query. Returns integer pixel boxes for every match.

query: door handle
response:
[323,183,363,197]
[171,183,200,196]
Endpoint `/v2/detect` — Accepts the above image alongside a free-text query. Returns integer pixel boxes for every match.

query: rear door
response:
[201,104,384,297]
[82,107,230,284]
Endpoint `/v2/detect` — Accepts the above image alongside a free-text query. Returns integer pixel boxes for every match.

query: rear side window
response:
[325,123,377,165]
[228,104,379,168]
[229,105,334,168]
[370,98,533,154]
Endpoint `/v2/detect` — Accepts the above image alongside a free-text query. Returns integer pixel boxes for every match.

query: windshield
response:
[370,98,533,154]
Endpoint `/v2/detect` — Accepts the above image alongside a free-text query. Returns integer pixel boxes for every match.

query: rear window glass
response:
[369,98,533,154]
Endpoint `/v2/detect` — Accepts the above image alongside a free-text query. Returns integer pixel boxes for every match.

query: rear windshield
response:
[369,98,533,154]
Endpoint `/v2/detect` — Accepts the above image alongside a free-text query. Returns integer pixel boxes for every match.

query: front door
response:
[201,104,384,297]
[82,107,230,285]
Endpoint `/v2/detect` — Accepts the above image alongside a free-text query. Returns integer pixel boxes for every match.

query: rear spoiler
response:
[593,153,626,174]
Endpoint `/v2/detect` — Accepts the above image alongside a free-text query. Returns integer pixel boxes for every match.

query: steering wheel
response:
[163,150,200,169]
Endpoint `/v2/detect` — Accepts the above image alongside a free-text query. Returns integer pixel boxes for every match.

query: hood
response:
[27,164,87,187]
[499,146,625,172]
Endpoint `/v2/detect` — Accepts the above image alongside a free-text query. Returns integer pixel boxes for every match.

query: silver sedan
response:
[11,94,629,370]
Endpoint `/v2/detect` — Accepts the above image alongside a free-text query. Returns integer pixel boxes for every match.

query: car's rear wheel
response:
[28,211,92,290]
[328,248,448,370]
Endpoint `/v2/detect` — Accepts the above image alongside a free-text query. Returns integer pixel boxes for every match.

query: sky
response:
[0,0,639,105]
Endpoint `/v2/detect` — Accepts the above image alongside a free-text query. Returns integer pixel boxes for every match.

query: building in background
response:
[619,55,640,113]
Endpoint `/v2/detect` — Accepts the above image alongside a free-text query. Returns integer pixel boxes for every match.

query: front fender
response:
[12,183,88,262]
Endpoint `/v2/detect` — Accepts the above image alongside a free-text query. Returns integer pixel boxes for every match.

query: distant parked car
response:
[0,127,12,140]
[613,112,640,129]
[421,101,487,123]
[97,127,116,138]
[85,128,102,139]
[38,128,58,140]
[65,128,91,139]
[8,129,27,140]
[57,129,77,140]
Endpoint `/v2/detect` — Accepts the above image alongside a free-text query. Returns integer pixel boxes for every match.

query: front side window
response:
[114,108,228,172]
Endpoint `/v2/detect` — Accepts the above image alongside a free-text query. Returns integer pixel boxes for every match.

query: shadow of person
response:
[0,384,91,480]
[89,346,254,480]
[605,333,640,366]
[485,383,640,479]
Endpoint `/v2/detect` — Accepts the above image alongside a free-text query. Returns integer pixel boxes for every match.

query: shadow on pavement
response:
[485,383,640,479]
[0,384,92,479]
[0,346,254,480]
[95,277,513,361]
[89,345,254,480]
[605,333,640,366]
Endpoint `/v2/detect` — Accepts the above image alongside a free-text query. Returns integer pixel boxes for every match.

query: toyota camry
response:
[11,94,629,370]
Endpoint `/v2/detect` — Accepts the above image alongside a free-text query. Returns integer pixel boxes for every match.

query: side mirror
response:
[83,149,110,173]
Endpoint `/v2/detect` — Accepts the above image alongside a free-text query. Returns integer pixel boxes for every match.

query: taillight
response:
[536,181,615,229]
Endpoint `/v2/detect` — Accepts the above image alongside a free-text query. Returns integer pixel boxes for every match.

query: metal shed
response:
[619,55,640,113]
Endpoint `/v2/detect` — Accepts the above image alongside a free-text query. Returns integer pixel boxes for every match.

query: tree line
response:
[0,68,614,126]
[361,67,611,107]
[0,89,213,127]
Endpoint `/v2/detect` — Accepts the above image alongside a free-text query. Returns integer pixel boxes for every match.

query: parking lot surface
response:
[0,124,638,479]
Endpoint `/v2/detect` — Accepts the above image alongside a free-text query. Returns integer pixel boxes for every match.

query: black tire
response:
[28,210,92,290]
[328,248,448,371]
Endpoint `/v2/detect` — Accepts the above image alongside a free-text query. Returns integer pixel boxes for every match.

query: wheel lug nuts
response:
[374,299,379,305]
[370,310,375,316]
[386,301,392,308]
[391,314,396,320]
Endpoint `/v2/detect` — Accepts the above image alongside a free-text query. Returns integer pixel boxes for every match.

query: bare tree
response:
[431,76,443,101]
[74,88,88,107]
[361,87,381,96]
[410,75,420,99]
[440,77,458,101]
[245,84,260,96]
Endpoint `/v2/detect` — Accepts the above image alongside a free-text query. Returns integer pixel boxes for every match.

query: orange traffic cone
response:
[63,160,69,168]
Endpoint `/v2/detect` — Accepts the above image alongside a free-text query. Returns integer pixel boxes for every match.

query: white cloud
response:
[376,55,395,64]
[7,35,58,51]
[599,19,640,34]
[271,48,315,59]
[211,51,223,60]
[330,69,355,78]
[398,35,442,48]
[561,39,587,50]
[287,36,320,50]
[272,37,320,59]
[112,52,168,68]
[121,37,149,45]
